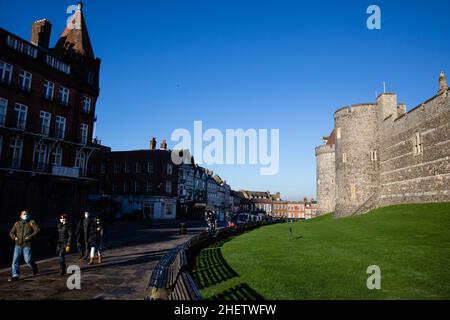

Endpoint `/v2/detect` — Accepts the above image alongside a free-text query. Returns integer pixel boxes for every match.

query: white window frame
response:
[40,111,51,136]
[82,96,91,114]
[52,145,63,167]
[59,87,70,106]
[145,181,152,193]
[0,60,13,84]
[18,70,32,91]
[33,141,48,171]
[55,116,66,139]
[14,103,28,130]
[75,151,87,173]
[43,80,54,100]
[10,137,23,168]
[167,163,173,175]
[0,98,7,126]
[147,161,154,173]
[80,123,88,144]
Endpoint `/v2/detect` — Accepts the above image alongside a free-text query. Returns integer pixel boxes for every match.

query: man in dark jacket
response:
[75,211,94,260]
[57,214,73,275]
[8,211,40,281]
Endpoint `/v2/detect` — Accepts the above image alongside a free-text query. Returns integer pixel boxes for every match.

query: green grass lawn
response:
[192,203,450,300]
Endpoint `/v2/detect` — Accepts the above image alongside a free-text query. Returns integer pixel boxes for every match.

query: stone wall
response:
[315,144,336,214]
[378,90,450,207]
[334,104,379,217]
[315,74,450,218]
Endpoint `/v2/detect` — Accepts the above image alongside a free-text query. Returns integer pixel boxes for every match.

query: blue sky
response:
[1,0,449,200]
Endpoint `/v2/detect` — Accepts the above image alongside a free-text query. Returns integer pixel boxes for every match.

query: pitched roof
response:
[54,2,94,58]
[323,129,335,145]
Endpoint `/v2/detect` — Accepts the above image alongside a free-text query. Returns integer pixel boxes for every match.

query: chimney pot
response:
[150,137,157,150]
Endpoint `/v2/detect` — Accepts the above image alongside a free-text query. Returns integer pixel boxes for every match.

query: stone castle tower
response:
[316,72,450,217]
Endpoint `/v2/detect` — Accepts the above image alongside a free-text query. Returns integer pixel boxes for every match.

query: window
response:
[147,161,154,173]
[7,35,38,58]
[43,80,54,100]
[10,137,23,169]
[414,132,423,155]
[82,96,91,114]
[86,71,94,85]
[165,181,172,194]
[55,116,66,139]
[40,111,51,136]
[342,153,347,164]
[14,104,28,130]
[58,87,70,106]
[134,181,142,193]
[336,128,342,140]
[18,70,32,91]
[351,184,357,201]
[146,181,152,193]
[51,145,63,166]
[167,163,173,175]
[0,60,13,84]
[124,162,130,173]
[75,151,86,175]
[136,162,142,173]
[80,123,88,144]
[371,151,378,162]
[33,142,48,171]
[46,55,70,74]
[0,98,7,126]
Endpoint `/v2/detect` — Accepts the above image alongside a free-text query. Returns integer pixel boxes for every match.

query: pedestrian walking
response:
[75,211,94,260]
[8,211,40,282]
[56,214,73,275]
[88,217,104,265]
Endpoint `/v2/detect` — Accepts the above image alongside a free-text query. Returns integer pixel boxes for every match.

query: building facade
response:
[90,139,178,220]
[316,73,450,217]
[0,3,101,222]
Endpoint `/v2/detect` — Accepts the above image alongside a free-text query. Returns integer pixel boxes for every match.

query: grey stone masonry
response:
[316,72,450,217]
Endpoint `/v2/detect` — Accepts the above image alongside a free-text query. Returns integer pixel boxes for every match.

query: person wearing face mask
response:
[56,214,73,275]
[88,217,104,265]
[8,211,40,282]
[75,211,94,261]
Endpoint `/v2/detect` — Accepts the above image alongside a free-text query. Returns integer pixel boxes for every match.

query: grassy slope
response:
[193,203,450,300]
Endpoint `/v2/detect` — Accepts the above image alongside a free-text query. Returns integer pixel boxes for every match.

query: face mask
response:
[21,215,29,221]
[85,214,89,219]
[60,219,66,224]
[96,221,100,225]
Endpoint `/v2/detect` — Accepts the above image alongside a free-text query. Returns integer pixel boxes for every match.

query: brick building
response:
[0,3,101,222]
[89,139,179,220]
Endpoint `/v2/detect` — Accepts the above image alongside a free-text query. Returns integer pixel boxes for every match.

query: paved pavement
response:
[0,220,207,300]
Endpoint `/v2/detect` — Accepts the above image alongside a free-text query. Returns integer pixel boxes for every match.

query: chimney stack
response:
[31,19,52,49]
[438,71,448,94]
[160,139,168,151]
[150,137,157,150]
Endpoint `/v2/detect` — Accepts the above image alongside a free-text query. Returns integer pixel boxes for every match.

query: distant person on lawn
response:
[8,211,40,282]
[75,211,95,260]
[56,214,73,275]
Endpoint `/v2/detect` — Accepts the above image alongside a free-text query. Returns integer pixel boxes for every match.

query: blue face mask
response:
[21,215,29,221]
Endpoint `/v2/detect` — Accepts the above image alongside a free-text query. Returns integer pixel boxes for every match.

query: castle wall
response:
[378,90,450,206]
[334,104,380,217]
[315,144,336,214]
